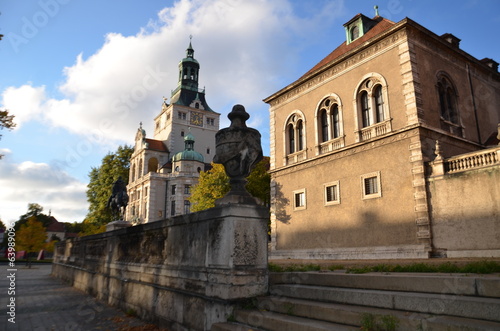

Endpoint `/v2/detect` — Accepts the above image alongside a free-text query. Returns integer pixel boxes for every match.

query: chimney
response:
[441,33,461,48]
[480,58,499,72]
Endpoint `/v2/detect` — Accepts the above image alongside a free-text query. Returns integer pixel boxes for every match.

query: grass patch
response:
[360,313,399,331]
[348,260,500,274]
[270,260,500,274]
[268,263,320,272]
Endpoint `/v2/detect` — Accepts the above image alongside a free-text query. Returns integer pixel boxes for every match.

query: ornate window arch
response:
[353,73,391,141]
[436,71,463,136]
[315,94,345,154]
[283,110,307,165]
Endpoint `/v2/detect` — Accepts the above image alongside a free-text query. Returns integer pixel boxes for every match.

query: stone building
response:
[126,41,220,224]
[264,11,500,259]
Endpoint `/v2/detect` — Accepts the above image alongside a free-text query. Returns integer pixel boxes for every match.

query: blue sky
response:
[0,0,499,225]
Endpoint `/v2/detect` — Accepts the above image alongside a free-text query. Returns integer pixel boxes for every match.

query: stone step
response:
[257,296,500,331]
[270,272,500,298]
[211,321,266,331]
[233,309,358,331]
[270,284,500,322]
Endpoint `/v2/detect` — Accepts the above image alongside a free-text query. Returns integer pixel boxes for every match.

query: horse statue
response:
[107,177,129,221]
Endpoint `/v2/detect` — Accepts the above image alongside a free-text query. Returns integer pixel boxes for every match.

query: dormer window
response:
[350,26,359,40]
[344,14,377,44]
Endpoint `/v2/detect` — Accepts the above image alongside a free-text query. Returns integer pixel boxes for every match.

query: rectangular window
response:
[293,189,306,210]
[184,200,191,214]
[184,185,191,194]
[171,200,176,216]
[361,172,382,199]
[178,112,186,120]
[171,185,176,195]
[206,118,215,126]
[324,181,340,205]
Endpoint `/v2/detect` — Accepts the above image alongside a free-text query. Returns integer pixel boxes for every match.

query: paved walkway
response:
[0,264,162,331]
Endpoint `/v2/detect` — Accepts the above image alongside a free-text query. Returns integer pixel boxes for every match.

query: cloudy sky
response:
[1,0,499,225]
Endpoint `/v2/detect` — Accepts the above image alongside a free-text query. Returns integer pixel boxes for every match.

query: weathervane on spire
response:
[374,5,379,16]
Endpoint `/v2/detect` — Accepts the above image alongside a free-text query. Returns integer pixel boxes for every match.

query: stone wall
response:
[428,147,500,258]
[52,204,269,331]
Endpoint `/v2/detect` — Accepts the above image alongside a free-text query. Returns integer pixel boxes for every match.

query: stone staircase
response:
[212,271,500,331]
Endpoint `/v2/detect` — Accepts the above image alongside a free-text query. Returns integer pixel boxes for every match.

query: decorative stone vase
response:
[214,104,263,205]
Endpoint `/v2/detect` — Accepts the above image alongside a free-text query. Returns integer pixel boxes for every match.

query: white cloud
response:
[1,0,345,148]
[0,151,88,224]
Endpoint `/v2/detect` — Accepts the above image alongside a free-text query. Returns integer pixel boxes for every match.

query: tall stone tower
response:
[126,40,220,224]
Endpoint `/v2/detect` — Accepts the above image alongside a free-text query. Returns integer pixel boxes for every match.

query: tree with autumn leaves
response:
[189,157,271,212]
[16,217,48,268]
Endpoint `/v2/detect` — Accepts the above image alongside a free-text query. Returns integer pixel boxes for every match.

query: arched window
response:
[288,123,295,154]
[284,112,306,160]
[320,110,329,142]
[297,120,304,151]
[131,163,136,182]
[315,95,344,154]
[374,85,384,122]
[436,73,462,136]
[351,26,359,40]
[355,74,391,141]
[361,91,370,127]
[332,104,340,138]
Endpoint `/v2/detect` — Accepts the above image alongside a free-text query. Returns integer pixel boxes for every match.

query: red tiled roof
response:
[145,138,168,152]
[46,217,65,232]
[299,17,396,80]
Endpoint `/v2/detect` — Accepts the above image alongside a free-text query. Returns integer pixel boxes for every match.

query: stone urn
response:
[213,104,263,205]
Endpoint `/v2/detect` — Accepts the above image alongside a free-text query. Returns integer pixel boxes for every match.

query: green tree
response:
[14,203,54,231]
[84,145,133,226]
[16,217,47,268]
[245,157,271,207]
[189,157,271,212]
[189,163,230,212]
[0,109,16,159]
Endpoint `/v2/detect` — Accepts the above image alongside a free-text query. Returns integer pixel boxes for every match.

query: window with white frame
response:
[361,171,382,199]
[355,74,391,142]
[293,189,306,210]
[358,79,386,128]
[285,113,306,155]
[324,181,340,205]
[317,97,343,143]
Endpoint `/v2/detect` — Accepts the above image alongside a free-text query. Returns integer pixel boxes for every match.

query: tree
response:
[14,203,54,231]
[245,157,271,207]
[85,145,133,226]
[0,109,16,159]
[16,217,47,268]
[189,157,271,212]
[189,163,231,212]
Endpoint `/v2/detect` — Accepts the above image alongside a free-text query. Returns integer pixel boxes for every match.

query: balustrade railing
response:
[445,148,500,173]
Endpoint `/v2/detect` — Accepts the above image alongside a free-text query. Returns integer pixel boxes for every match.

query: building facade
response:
[264,13,500,259]
[126,41,220,224]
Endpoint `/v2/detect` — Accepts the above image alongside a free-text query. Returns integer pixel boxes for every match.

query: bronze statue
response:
[107,176,129,220]
[214,104,263,204]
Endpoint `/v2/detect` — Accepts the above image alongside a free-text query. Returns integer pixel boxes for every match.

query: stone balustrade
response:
[430,145,500,176]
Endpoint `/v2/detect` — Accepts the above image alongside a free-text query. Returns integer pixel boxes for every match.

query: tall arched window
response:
[332,104,340,138]
[315,95,344,154]
[374,85,384,122]
[320,110,329,142]
[288,123,295,154]
[436,73,462,136]
[355,74,391,141]
[297,120,304,151]
[361,91,370,127]
[284,112,306,162]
